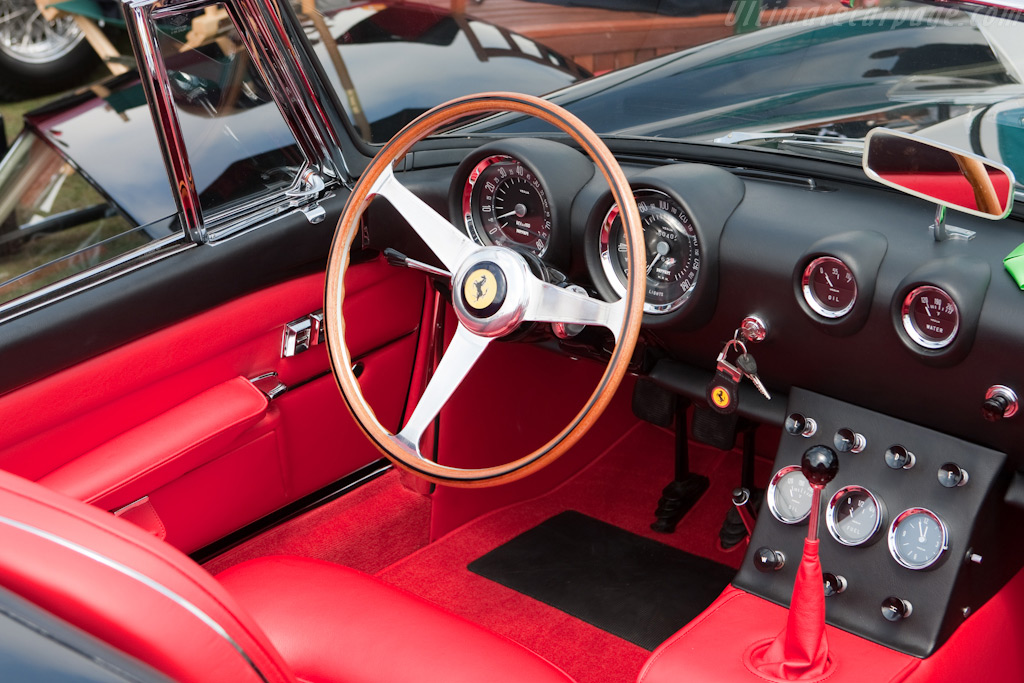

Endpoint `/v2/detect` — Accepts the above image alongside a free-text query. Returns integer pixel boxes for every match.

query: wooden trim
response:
[72,16,129,76]
[324,92,645,488]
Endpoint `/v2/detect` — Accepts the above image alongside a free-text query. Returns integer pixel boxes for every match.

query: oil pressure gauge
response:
[767,465,814,524]
[802,256,857,318]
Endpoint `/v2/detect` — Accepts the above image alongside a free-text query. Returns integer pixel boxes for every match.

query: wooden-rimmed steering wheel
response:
[325,92,645,488]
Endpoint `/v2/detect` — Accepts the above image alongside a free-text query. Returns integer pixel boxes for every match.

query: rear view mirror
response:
[863,128,1014,220]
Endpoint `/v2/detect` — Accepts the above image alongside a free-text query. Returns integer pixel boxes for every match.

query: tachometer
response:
[599,190,700,315]
[463,155,552,256]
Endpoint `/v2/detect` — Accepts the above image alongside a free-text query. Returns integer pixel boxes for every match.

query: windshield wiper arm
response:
[713,131,864,158]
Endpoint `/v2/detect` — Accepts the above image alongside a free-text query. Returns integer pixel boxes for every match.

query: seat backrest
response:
[0,468,296,683]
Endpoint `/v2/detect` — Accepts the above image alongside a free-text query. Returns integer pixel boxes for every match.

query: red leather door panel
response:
[0,256,426,552]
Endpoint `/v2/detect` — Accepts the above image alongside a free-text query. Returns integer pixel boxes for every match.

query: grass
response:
[0,61,145,304]
[1,63,111,147]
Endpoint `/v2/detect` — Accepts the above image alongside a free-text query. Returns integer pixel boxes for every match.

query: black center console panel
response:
[734,388,1014,657]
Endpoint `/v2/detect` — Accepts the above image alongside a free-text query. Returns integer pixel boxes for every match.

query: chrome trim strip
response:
[0,514,271,683]
[122,0,206,244]
[0,234,192,325]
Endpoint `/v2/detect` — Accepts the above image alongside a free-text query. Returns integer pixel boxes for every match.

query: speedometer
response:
[599,190,700,315]
[463,155,552,256]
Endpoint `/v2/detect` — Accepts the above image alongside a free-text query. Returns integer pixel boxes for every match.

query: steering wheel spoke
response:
[394,323,492,457]
[524,278,626,342]
[370,164,480,273]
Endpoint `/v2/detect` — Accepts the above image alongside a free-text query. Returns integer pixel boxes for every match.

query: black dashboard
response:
[366,136,1024,657]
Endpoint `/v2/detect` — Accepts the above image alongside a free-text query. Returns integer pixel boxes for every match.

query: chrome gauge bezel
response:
[462,154,551,257]
[825,485,884,546]
[598,189,699,315]
[766,465,813,525]
[802,255,857,319]
[888,507,949,570]
[901,285,960,350]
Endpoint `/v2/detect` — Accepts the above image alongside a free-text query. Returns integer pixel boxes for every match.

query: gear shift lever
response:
[801,445,839,542]
[750,445,838,680]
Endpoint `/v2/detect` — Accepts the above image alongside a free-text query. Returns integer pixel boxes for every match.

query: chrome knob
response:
[938,462,969,488]
[785,413,817,438]
[834,428,866,454]
[881,596,912,621]
[884,445,916,470]
[754,547,786,572]
[982,385,1018,422]
[823,573,848,597]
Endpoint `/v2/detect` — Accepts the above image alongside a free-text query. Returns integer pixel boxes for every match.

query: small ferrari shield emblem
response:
[710,384,732,410]
[465,268,498,310]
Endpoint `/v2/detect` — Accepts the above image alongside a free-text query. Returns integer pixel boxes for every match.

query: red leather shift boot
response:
[749,538,831,679]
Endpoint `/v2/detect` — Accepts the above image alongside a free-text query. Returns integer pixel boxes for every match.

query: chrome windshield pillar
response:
[122,0,207,244]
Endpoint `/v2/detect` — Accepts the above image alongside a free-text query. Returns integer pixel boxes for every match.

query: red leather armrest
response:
[38,377,268,511]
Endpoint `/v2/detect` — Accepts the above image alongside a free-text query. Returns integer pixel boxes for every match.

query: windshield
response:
[321,0,1024,183]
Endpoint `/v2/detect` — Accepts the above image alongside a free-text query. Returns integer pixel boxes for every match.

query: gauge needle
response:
[918,520,926,542]
[825,273,834,287]
[924,302,933,316]
[495,210,518,219]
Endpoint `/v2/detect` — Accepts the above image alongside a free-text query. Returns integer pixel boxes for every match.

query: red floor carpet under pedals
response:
[375,421,762,683]
[208,419,770,683]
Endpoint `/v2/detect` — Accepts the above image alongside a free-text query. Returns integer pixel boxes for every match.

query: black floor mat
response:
[467,510,735,650]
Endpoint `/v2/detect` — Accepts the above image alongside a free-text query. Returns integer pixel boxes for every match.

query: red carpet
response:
[375,421,773,683]
[204,469,431,576]
[205,412,776,683]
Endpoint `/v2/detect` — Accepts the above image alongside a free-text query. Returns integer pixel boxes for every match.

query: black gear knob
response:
[802,445,839,488]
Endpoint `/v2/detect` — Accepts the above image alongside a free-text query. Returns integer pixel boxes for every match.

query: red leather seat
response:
[218,556,575,683]
[0,469,573,683]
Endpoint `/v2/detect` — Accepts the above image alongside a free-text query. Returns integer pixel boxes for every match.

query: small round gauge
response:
[802,256,857,318]
[463,155,552,256]
[599,189,700,315]
[767,465,814,524]
[826,485,884,546]
[901,285,960,349]
[888,507,949,570]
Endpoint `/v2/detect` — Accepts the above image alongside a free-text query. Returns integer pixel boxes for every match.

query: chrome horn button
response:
[460,262,507,319]
[453,247,532,337]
